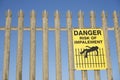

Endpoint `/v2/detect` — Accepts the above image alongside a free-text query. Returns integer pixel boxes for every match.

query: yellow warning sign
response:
[73,29,107,70]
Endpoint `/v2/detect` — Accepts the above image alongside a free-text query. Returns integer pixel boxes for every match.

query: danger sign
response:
[73,29,107,70]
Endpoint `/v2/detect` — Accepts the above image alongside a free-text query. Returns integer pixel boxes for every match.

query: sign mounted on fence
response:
[73,29,107,70]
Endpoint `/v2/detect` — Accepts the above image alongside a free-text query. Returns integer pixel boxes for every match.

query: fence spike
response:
[66,10,72,18]
[101,11,107,27]
[113,10,117,16]
[66,10,72,28]
[113,10,119,27]
[78,10,84,17]
[55,10,60,18]
[113,11,118,25]
[55,10,60,28]
[42,10,48,18]
[18,10,24,17]
[78,11,84,28]
[90,11,96,28]
[101,10,105,17]
[6,9,12,17]
[90,10,96,18]
[31,10,36,17]
[55,10,59,14]
[113,10,118,26]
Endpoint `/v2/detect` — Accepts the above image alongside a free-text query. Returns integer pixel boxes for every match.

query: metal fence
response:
[0,10,120,80]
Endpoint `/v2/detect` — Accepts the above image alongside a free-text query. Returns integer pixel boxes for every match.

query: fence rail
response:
[0,27,116,31]
[0,10,120,80]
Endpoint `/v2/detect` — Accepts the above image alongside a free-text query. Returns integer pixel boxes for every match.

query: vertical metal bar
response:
[102,11,113,80]
[90,11,100,80]
[30,10,36,80]
[42,10,49,80]
[66,10,74,80]
[2,10,12,80]
[78,11,84,28]
[113,11,120,73]
[16,10,24,80]
[55,10,62,80]
[78,11,88,80]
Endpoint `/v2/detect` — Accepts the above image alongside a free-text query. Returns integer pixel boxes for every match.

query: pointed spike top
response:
[55,10,59,14]
[90,10,95,15]
[90,10,94,13]
[6,9,12,17]
[101,10,106,17]
[42,10,48,18]
[113,10,117,14]
[19,9,22,12]
[54,10,60,18]
[113,10,117,18]
[78,10,84,17]
[66,10,72,18]
[18,9,24,17]
[79,10,82,12]
[31,9,35,13]
[79,10,82,14]
[30,10,36,17]
[102,10,105,14]
[55,10,59,15]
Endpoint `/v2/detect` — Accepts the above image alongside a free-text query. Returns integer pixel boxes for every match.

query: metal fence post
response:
[2,10,12,80]
[30,10,36,80]
[16,10,24,80]
[113,11,120,73]
[55,10,62,80]
[90,11,100,80]
[66,10,75,80]
[42,10,49,80]
[102,11,113,80]
[78,11,88,80]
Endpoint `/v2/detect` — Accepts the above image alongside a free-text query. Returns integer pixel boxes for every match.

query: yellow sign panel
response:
[73,29,107,70]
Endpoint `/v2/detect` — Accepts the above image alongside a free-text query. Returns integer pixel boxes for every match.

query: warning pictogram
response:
[73,29,107,70]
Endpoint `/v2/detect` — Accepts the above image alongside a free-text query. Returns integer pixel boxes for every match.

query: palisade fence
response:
[0,10,120,80]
